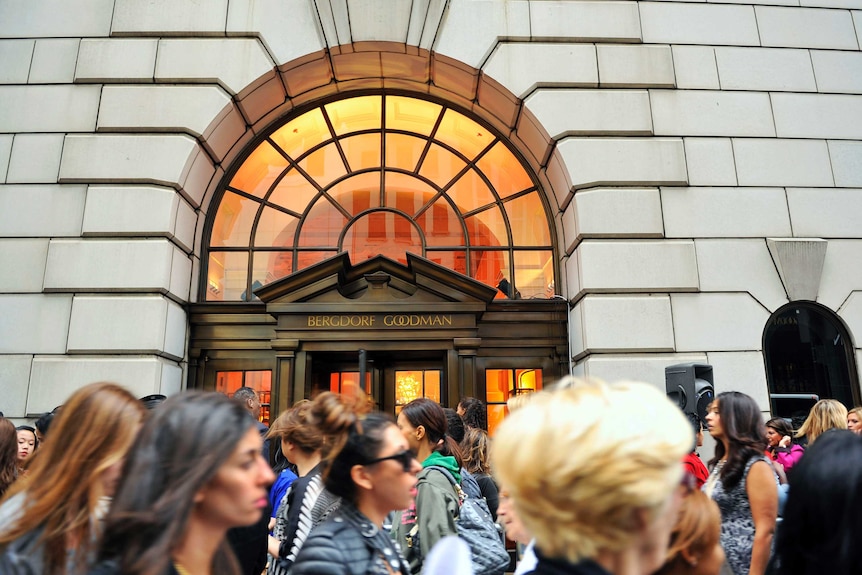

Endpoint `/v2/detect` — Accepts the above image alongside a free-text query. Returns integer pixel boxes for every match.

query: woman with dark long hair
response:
[392,398,464,574]
[290,392,419,575]
[703,392,778,575]
[766,429,862,575]
[764,417,803,475]
[91,391,275,575]
[0,382,146,575]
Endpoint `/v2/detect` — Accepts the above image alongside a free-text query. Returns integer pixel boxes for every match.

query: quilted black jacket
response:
[291,504,411,575]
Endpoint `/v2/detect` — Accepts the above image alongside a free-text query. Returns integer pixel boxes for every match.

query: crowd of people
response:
[1,380,861,575]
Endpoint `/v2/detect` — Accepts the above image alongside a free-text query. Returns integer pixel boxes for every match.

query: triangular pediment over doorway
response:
[254,252,499,308]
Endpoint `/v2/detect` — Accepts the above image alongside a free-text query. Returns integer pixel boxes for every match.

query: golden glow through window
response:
[205,94,554,301]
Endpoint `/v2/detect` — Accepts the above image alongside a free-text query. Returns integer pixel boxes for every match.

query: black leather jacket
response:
[291,503,411,575]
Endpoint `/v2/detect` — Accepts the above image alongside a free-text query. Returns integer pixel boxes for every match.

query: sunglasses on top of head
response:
[363,449,416,472]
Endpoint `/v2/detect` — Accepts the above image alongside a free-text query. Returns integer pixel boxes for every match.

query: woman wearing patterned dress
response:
[703,392,778,575]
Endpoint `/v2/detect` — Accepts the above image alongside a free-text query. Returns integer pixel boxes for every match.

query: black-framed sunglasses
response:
[364,449,416,472]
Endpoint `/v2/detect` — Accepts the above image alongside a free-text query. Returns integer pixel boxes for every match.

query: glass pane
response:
[255,207,298,247]
[386,96,442,136]
[505,192,551,246]
[340,133,381,171]
[488,404,506,437]
[418,198,464,247]
[477,141,534,199]
[466,206,508,247]
[325,95,382,136]
[330,372,372,397]
[485,369,513,404]
[211,191,259,247]
[207,251,248,301]
[245,371,273,425]
[418,143,466,188]
[513,250,554,300]
[472,249,509,296]
[229,141,289,198]
[384,172,436,215]
[424,370,441,403]
[446,169,496,215]
[271,108,330,158]
[329,172,381,215]
[253,251,293,286]
[435,109,494,162]
[515,368,543,394]
[267,168,318,214]
[297,197,348,247]
[385,133,426,172]
[295,250,339,270]
[216,371,244,395]
[425,250,468,276]
[297,142,347,189]
[343,211,421,265]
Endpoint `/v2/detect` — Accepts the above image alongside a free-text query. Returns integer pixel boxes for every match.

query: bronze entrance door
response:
[308,351,445,415]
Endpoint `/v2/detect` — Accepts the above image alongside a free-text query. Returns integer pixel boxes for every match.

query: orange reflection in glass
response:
[255,207,297,247]
[297,142,347,189]
[513,250,554,299]
[211,191,258,247]
[476,142,534,199]
[271,108,330,158]
[418,198,464,246]
[436,109,494,161]
[425,250,467,276]
[342,210,421,265]
[295,250,339,270]
[446,169,495,215]
[329,173,381,215]
[386,96,441,136]
[472,249,508,296]
[395,370,441,406]
[465,206,507,247]
[297,198,348,247]
[207,251,248,301]
[383,172,435,214]
[341,133,381,171]
[325,95,382,136]
[229,141,289,198]
[418,143,466,188]
[385,133,426,172]
[268,169,318,214]
[259,251,293,285]
[505,192,551,246]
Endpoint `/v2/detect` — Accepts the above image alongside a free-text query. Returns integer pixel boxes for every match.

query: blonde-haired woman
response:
[796,399,847,446]
[846,406,862,435]
[0,382,146,574]
[492,378,692,575]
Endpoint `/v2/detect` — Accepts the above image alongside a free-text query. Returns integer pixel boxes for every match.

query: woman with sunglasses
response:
[290,392,420,575]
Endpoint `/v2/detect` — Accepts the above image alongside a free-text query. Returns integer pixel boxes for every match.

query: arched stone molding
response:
[186,42,572,301]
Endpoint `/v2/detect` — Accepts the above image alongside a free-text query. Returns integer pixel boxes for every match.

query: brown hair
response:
[0,382,146,574]
[461,427,491,475]
[654,490,721,574]
[267,399,326,454]
[0,418,17,497]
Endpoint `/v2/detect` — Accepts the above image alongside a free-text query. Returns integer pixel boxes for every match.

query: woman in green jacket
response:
[392,398,463,575]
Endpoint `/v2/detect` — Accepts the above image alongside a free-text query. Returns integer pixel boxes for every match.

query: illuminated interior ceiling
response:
[206,94,555,302]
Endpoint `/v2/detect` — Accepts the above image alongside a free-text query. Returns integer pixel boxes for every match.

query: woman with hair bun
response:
[267,400,340,575]
[392,398,464,575]
[289,392,419,575]
[492,378,692,575]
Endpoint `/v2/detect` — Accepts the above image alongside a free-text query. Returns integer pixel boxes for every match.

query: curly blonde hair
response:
[491,378,691,564]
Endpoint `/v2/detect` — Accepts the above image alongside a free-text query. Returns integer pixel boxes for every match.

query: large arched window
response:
[764,302,860,423]
[203,94,554,302]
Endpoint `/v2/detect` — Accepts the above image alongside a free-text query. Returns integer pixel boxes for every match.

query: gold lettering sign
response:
[305,314,453,328]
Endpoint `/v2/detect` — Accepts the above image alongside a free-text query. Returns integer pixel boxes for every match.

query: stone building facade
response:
[1,0,861,423]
